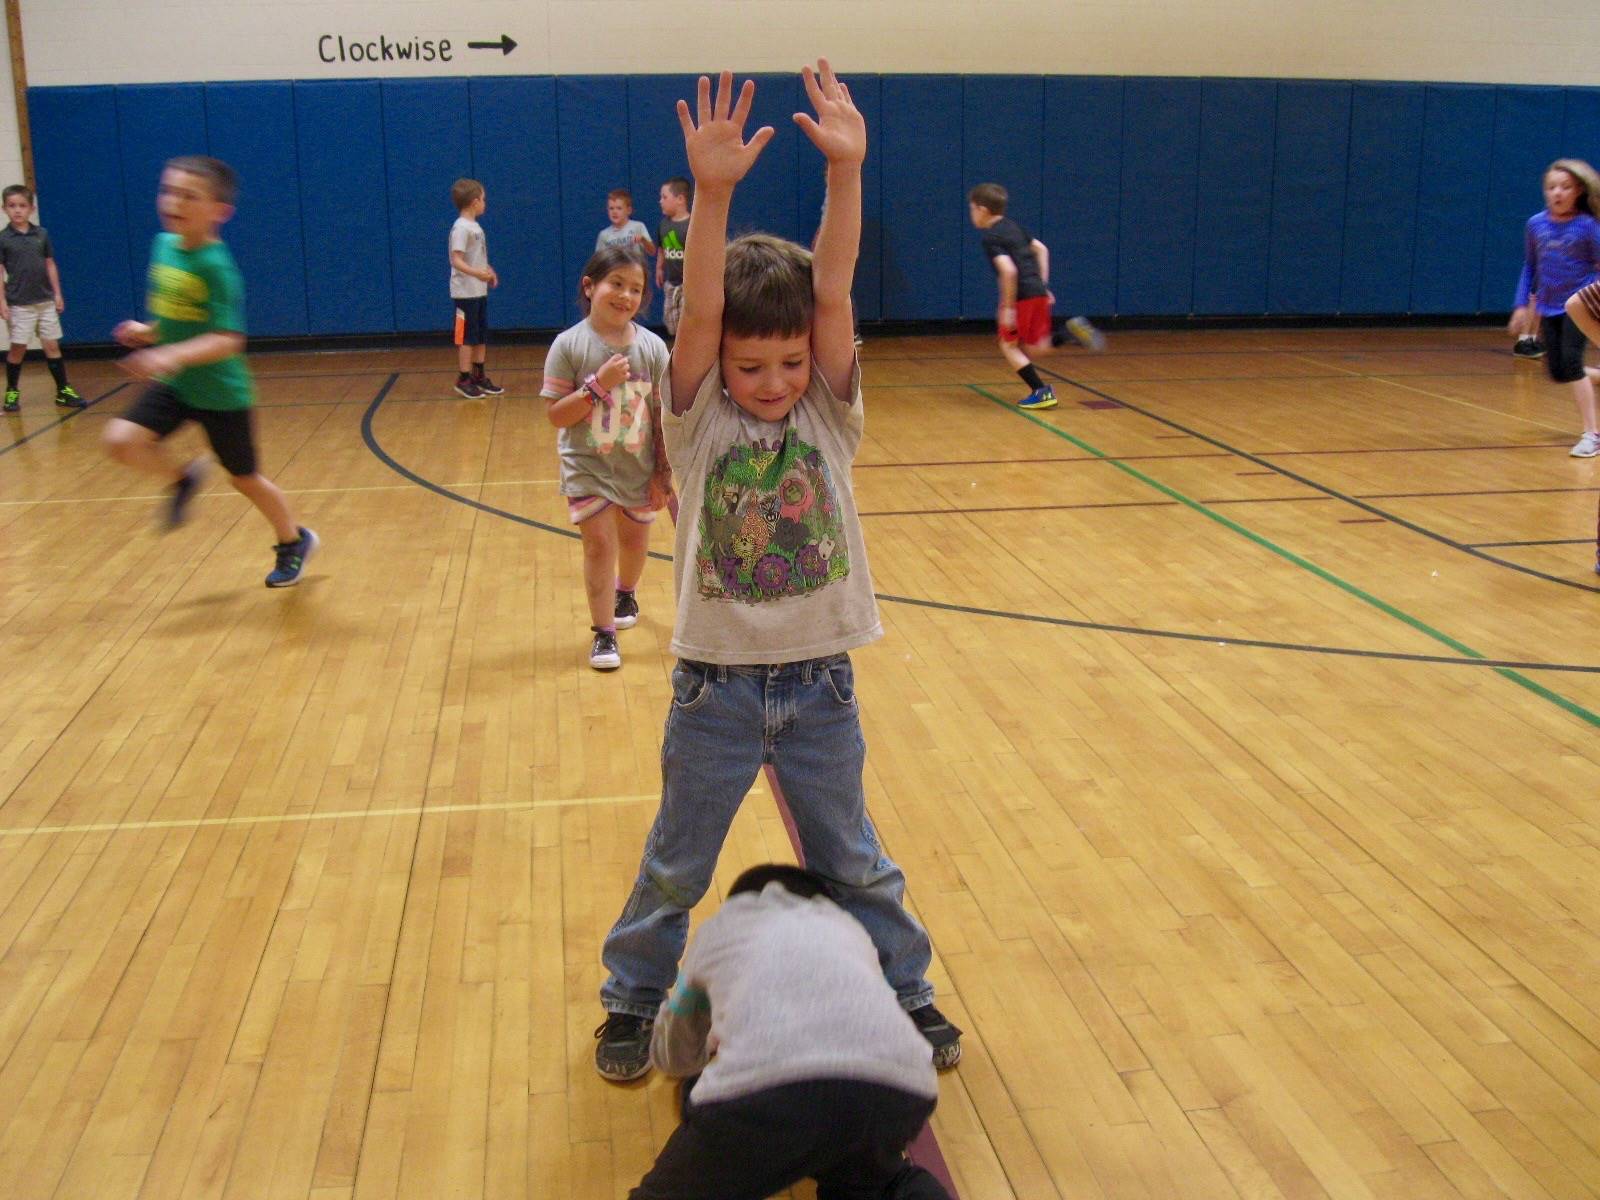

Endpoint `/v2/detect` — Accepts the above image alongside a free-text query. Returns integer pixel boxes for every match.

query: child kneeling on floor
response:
[630,863,952,1200]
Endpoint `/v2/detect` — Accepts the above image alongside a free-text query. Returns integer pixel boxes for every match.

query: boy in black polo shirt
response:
[0,185,82,412]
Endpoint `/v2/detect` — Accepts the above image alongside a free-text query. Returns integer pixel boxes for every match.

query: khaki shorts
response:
[9,300,62,344]
[662,283,683,336]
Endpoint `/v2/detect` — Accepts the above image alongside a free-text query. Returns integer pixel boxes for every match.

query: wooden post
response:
[5,0,31,189]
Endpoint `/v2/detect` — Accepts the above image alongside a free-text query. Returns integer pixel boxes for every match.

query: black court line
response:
[361,376,1600,675]
[1040,365,1600,595]
[0,383,128,458]
[1470,537,1594,549]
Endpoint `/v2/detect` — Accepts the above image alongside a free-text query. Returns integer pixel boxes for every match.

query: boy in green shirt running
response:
[103,156,318,587]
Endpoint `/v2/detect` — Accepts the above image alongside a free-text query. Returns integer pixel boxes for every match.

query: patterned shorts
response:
[567,495,658,525]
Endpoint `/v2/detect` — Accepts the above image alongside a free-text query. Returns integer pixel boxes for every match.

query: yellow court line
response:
[0,479,560,507]
[0,790,708,838]
[1295,354,1574,434]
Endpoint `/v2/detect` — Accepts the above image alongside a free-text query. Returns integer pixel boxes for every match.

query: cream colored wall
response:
[15,0,1600,87]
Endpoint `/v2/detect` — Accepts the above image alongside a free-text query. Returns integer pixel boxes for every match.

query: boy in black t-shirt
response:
[968,182,1104,411]
[655,176,692,336]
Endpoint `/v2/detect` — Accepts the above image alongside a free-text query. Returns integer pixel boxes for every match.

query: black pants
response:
[630,1078,949,1200]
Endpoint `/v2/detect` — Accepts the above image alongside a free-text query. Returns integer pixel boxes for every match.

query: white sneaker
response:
[589,627,621,671]
[1570,431,1600,458]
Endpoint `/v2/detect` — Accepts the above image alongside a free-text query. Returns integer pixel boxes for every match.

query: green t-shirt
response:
[145,233,253,411]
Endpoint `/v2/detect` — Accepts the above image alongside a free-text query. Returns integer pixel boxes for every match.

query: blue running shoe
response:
[1018,386,1057,411]
[266,527,318,587]
[167,460,209,529]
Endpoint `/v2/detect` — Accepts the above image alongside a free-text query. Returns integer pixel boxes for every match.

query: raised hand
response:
[676,72,774,192]
[793,59,865,166]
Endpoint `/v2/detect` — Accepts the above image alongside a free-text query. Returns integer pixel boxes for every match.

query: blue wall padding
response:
[961,77,1044,319]
[382,79,472,332]
[1342,82,1425,314]
[115,85,209,316]
[1562,88,1600,162]
[728,74,802,247]
[1119,79,1201,315]
[293,81,395,334]
[1042,77,1122,319]
[1268,81,1350,314]
[1192,79,1276,315]
[1480,86,1566,312]
[470,77,564,331]
[880,75,963,319]
[1411,84,1496,314]
[28,86,133,342]
[204,83,309,337]
[554,76,631,326]
[35,73,1600,341]
[849,74,885,321]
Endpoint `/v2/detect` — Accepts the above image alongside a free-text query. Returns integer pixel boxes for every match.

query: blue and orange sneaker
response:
[1018,385,1057,411]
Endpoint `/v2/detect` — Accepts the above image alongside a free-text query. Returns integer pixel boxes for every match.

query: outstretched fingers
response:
[696,74,712,128]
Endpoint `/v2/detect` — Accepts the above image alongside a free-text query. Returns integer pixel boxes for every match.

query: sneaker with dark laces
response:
[909,1003,963,1069]
[590,626,621,670]
[3,389,17,413]
[594,1012,653,1081]
[453,376,483,399]
[167,460,209,529]
[474,373,504,395]
[614,589,639,629]
[1512,336,1544,359]
[1018,385,1057,411]
[54,385,86,409]
[265,527,318,587]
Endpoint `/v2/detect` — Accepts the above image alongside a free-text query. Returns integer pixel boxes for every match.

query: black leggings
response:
[1540,313,1590,384]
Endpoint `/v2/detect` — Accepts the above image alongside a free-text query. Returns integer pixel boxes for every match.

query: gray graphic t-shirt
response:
[449,217,487,299]
[541,319,668,507]
[662,358,882,665]
[596,220,652,253]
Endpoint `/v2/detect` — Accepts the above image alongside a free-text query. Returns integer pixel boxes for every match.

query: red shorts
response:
[1001,296,1052,346]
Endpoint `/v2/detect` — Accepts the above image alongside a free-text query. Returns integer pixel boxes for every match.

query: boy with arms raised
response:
[594,64,960,1081]
[103,156,317,587]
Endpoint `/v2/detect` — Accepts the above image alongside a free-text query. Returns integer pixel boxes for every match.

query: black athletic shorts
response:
[453,295,488,346]
[1540,313,1589,384]
[122,383,258,477]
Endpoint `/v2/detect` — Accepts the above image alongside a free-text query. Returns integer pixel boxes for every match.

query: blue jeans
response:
[601,654,935,1017]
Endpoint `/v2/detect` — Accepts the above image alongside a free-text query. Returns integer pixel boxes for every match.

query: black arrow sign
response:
[467,34,517,55]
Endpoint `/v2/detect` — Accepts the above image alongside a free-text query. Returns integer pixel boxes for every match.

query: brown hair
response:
[2,184,34,205]
[721,234,814,340]
[166,155,237,205]
[1548,159,1600,217]
[607,188,633,206]
[451,178,484,212]
[663,176,691,204]
[577,245,651,315]
[968,183,1008,215]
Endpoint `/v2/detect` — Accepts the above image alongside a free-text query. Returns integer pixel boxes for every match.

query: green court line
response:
[968,385,1600,730]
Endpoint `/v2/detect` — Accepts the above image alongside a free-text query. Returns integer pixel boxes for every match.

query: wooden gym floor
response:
[1,328,1597,1199]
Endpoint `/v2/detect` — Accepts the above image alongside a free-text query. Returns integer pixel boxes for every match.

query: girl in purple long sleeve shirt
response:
[1509,158,1600,457]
